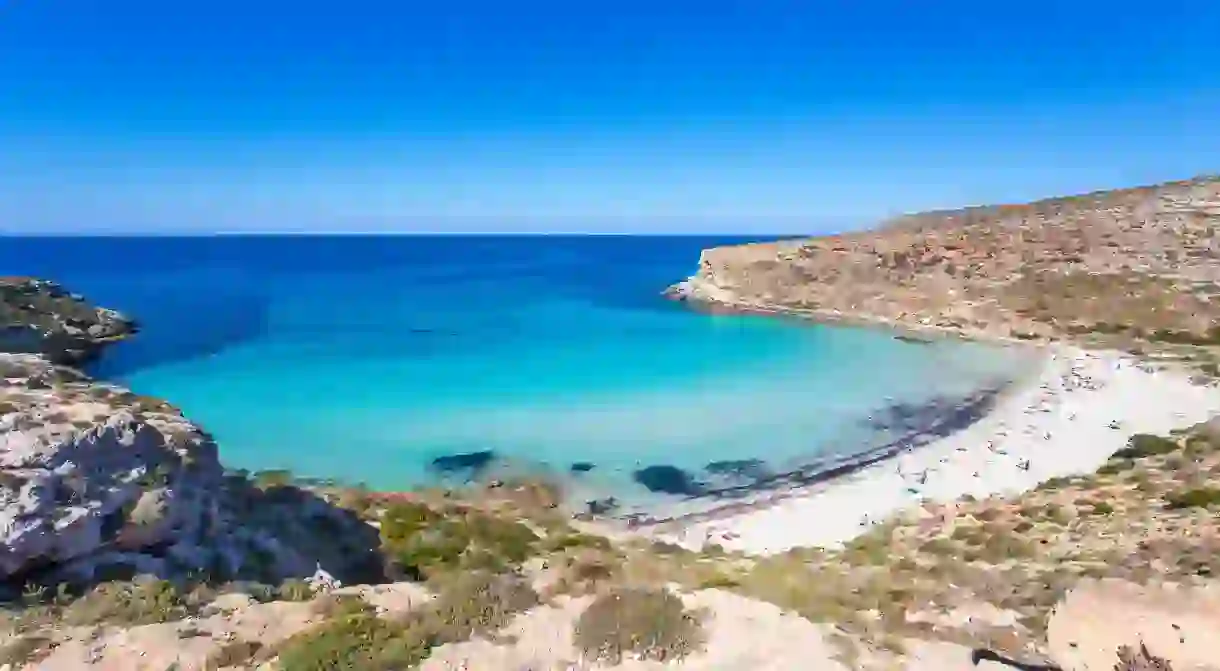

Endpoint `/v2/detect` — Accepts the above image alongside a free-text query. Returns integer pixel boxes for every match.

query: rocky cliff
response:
[0,282,383,594]
[0,278,136,365]
[668,175,1220,342]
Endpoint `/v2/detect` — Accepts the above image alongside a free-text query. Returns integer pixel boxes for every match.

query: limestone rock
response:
[1046,578,1220,671]
[0,277,136,365]
[0,278,385,591]
[0,410,221,580]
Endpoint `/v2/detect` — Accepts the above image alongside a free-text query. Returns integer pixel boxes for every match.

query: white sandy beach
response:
[655,347,1220,554]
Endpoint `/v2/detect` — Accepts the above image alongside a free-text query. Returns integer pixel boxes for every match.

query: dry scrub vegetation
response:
[2,420,1218,669]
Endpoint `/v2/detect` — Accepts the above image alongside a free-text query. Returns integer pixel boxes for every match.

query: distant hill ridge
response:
[668,174,1220,344]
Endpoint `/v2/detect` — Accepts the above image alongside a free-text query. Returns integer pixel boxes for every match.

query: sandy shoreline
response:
[631,345,1220,554]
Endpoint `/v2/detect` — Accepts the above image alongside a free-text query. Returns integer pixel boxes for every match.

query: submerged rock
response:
[705,459,771,481]
[585,497,619,516]
[570,462,595,473]
[430,450,497,478]
[633,464,706,496]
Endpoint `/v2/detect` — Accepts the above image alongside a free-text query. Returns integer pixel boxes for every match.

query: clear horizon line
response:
[0,230,821,238]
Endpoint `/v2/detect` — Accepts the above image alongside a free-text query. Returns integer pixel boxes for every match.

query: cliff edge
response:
[668,175,1220,343]
[0,278,136,365]
[0,282,383,594]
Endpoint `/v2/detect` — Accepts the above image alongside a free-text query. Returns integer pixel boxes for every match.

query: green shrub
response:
[1165,487,1220,510]
[423,571,540,641]
[378,502,539,577]
[277,579,315,602]
[1090,502,1115,515]
[63,578,191,627]
[274,611,426,671]
[205,640,265,670]
[0,635,53,668]
[1097,459,1133,475]
[573,587,705,664]
[543,531,612,553]
[251,469,296,489]
[273,572,539,671]
[1112,434,1178,460]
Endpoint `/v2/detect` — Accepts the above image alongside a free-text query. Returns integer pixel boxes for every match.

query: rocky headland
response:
[666,175,1220,347]
[0,278,136,366]
[0,282,384,596]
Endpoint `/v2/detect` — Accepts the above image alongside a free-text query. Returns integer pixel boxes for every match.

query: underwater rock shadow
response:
[86,293,274,378]
[429,450,498,481]
[620,384,1011,525]
[633,464,708,497]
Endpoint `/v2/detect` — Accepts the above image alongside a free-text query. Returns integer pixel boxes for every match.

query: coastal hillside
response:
[668,175,1220,344]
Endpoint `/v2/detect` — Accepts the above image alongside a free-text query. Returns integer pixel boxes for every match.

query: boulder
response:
[0,411,221,580]
[1046,578,1220,671]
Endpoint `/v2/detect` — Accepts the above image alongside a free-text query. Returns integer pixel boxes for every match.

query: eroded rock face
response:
[0,279,385,591]
[0,277,137,365]
[0,410,221,580]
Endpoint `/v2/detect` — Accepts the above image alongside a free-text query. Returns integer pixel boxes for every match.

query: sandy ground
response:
[652,347,1220,554]
[21,585,1018,671]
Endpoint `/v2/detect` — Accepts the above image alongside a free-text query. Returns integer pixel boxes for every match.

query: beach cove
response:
[4,177,1220,670]
[0,235,1035,518]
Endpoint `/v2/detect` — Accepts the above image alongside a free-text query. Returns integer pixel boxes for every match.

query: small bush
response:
[553,554,620,595]
[277,579,315,602]
[251,469,296,489]
[205,640,265,670]
[573,587,705,664]
[1097,459,1133,475]
[1036,476,1074,491]
[698,573,740,589]
[378,502,540,578]
[273,611,426,671]
[1112,434,1179,460]
[543,531,612,553]
[63,578,191,627]
[0,635,53,667]
[1164,487,1220,510]
[423,571,540,641]
[273,572,539,671]
[311,593,374,619]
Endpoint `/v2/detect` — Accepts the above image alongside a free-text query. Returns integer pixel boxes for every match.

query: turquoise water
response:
[2,235,1030,506]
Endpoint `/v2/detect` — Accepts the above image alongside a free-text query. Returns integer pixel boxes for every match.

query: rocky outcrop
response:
[667,176,1220,342]
[0,278,136,365]
[0,283,384,592]
[1047,578,1220,671]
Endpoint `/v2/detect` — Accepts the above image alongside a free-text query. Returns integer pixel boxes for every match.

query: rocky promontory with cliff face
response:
[0,278,137,366]
[668,176,1220,346]
[0,282,384,595]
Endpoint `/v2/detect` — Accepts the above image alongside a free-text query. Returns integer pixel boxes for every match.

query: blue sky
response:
[1,1,1218,233]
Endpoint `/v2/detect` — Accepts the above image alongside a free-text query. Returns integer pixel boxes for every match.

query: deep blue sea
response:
[1,235,1030,509]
